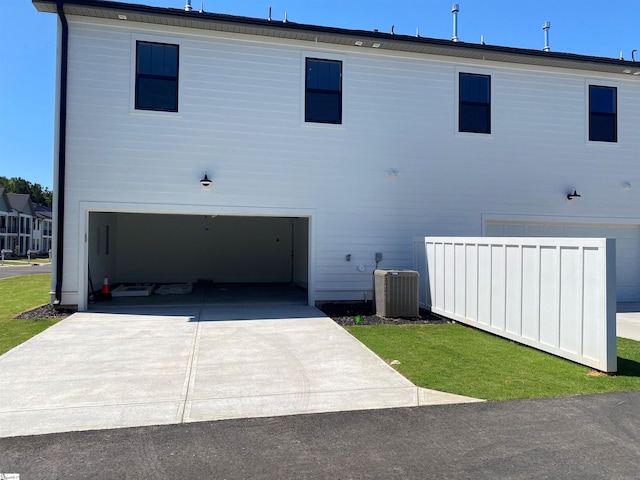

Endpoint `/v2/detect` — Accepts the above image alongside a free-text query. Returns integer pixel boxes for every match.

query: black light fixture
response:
[567,189,581,200]
[200,173,212,187]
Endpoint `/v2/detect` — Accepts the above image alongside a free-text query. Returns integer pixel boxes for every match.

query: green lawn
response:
[0,274,60,355]
[345,323,640,401]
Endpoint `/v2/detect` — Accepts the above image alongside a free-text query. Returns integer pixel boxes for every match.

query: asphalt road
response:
[0,263,51,279]
[1,391,639,479]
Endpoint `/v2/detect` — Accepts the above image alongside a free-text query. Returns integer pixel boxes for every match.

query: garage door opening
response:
[87,212,309,306]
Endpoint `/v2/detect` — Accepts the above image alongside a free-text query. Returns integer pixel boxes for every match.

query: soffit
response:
[33,0,640,77]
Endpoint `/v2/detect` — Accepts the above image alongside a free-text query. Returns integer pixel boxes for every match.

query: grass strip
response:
[345,323,640,401]
[0,274,59,355]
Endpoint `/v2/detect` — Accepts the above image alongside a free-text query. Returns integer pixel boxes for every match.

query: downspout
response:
[54,0,68,305]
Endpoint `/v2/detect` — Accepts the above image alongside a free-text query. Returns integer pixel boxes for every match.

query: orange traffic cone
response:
[101,275,112,300]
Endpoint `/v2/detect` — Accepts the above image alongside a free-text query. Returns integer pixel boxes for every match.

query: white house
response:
[0,190,52,256]
[34,0,640,311]
[33,204,54,255]
[1,192,35,255]
[0,189,17,253]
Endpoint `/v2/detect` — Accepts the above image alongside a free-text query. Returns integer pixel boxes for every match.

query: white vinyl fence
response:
[413,237,617,372]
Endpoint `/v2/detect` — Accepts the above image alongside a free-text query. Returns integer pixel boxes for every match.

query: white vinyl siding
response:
[57,17,640,307]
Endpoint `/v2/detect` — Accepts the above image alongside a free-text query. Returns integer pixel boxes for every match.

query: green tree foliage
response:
[0,176,53,207]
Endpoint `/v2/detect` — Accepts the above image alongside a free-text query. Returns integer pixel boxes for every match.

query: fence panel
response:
[413,237,617,372]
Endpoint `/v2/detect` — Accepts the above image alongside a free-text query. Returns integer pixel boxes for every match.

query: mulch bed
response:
[13,301,450,325]
[317,301,451,326]
[14,304,77,320]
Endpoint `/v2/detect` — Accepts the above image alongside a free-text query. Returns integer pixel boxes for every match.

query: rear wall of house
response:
[58,15,640,307]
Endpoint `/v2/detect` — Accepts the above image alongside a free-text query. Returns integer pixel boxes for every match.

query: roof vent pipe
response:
[268,6,272,21]
[633,49,637,61]
[452,4,459,42]
[184,0,192,11]
[542,21,551,52]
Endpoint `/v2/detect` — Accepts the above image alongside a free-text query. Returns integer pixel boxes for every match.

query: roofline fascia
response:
[33,0,640,72]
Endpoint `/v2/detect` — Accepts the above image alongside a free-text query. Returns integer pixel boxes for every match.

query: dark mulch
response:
[13,301,450,325]
[14,304,77,320]
[317,301,451,326]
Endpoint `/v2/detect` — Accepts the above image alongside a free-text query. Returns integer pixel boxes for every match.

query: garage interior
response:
[87,212,309,307]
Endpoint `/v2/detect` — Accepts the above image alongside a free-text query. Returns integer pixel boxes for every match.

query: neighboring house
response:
[34,0,640,310]
[5,193,36,256]
[0,189,52,255]
[33,204,54,255]
[0,188,17,253]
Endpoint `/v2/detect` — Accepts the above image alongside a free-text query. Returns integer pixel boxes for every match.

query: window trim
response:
[130,34,183,116]
[588,83,617,143]
[301,52,346,127]
[457,71,492,135]
[135,40,180,113]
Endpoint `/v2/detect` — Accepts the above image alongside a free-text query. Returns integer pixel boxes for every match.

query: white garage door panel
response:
[486,222,640,302]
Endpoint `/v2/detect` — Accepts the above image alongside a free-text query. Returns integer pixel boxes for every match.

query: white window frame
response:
[454,66,494,137]
[300,51,347,128]
[584,78,619,145]
[130,33,184,117]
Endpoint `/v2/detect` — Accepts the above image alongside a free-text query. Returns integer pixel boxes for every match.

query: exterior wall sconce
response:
[567,189,581,200]
[200,173,212,187]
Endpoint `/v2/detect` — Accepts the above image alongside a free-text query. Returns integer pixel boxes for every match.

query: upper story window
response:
[305,58,342,124]
[459,73,491,134]
[135,41,179,112]
[589,85,617,142]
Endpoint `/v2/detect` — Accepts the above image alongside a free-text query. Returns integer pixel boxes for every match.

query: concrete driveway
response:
[0,304,479,438]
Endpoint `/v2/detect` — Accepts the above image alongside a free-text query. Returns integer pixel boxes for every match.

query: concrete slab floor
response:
[617,303,640,342]
[0,305,481,438]
[88,282,308,311]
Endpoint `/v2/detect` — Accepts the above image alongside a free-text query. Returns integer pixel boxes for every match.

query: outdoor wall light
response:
[567,189,581,200]
[200,173,212,187]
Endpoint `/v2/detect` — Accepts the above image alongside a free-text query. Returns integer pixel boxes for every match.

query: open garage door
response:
[486,221,640,302]
[87,212,309,303]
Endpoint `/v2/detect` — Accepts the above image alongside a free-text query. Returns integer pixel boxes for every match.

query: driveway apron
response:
[0,305,479,438]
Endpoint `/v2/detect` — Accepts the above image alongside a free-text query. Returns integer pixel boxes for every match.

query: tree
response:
[0,176,53,207]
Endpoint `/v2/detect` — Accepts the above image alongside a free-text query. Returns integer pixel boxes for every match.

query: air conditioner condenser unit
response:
[374,269,419,318]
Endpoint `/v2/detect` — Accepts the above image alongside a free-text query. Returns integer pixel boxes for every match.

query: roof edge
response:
[33,0,640,75]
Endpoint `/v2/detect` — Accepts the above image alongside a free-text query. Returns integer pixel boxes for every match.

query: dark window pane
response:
[328,61,341,91]
[306,60,319,90]
[306,58,342,124]
[151,44,178,76]
[137,42,152,74]
[459,73,491,134]
[136,41,179,112]
[589,85,616,142]
[590,86,616,114]
[136,78,178,111]
[460,73,490,103]
[305,92,341,124]
[589,113,617,142]
[459,104,490,133]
